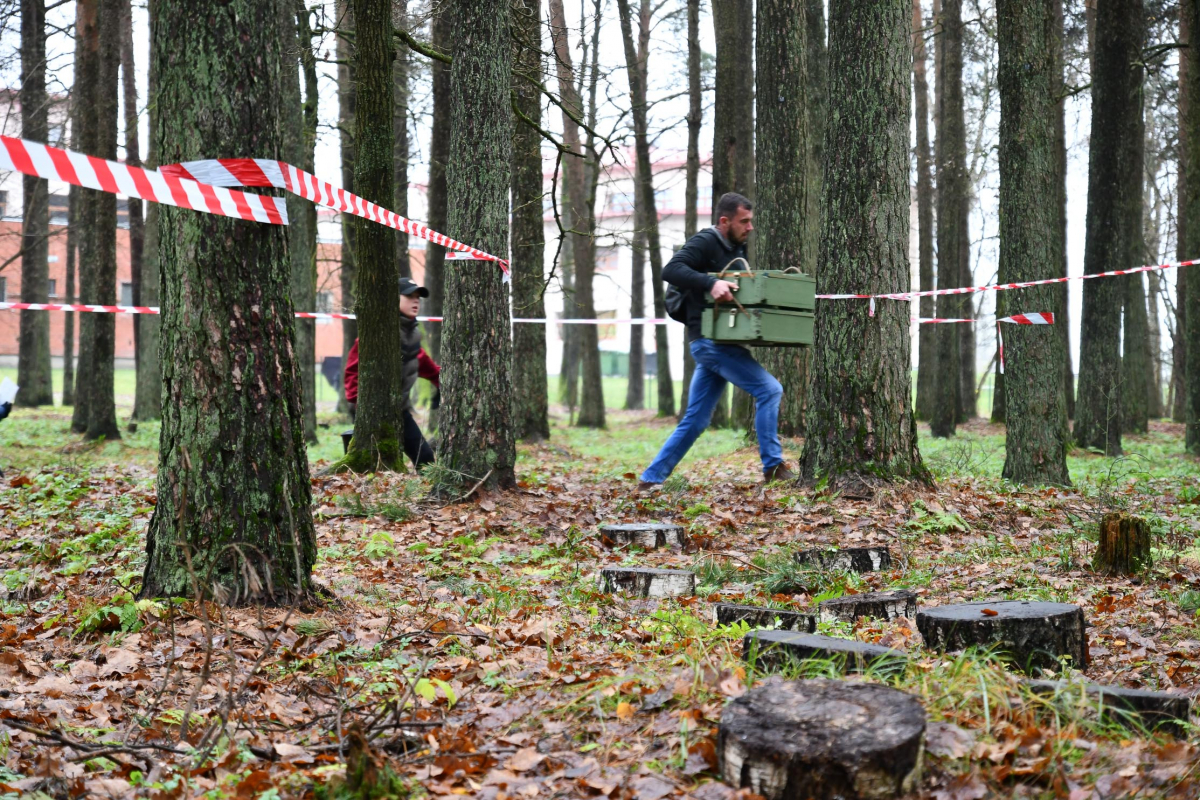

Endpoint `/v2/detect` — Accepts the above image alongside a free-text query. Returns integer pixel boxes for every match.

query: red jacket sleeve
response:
[344,339,359,402]
[417,348,441,386]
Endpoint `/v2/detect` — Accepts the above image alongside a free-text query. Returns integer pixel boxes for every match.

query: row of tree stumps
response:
[594,522,1191,800]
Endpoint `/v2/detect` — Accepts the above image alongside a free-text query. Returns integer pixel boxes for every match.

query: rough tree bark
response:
[799,0,930,491]
[393,1,409,280]
[511,0,550,441]
[341,0,407,471]
[931,0,968,438]
[70,0,99,432]
[436,0,516,489]
[84,0,121,440]
[141,0,316,603]
[133,0,160,422]
[283,0,317,444]
[425,3,452,363]
[1183,0,1200,451]
[16,0,53,407]
[337,0,357,414]
[120,0,147,419]
[679,0,701,418]
[289,0,318,442]
[711,0,754,429]
[1053,0,1073,421]
[997,0,1071,486]
[548,0,604,428]
[1075,0,1143,455]
[754,0,823,438]
[914,0,937,422]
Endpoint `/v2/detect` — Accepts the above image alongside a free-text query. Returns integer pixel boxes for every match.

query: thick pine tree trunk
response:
[711,0,753,430]
[754,0,821,439]
[1075,0,1142,455]
[133,0,160,422]
[84,0,121,441]
[1053,0,1074,422]
[70,0,99,432]
[799,0,929,491]
[425,3,452,364]
[511,0,550,442]
[342,0,406,471]
[120,0,147,419]
[393,2,409,281]
[337,0,357,415]
[141,0,316,603]
[1146,270,1163,418]
[931,0,968,438]
[914,0,937,422]
[288,0,318,443]
[1184,0,1200,452]
[436,0,516,489]
[17,0,53,408]
[997,0,1071,486]
[548,0,604,429]
[1123,273,1153,434]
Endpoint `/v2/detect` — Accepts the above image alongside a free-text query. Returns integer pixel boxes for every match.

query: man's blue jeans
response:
[641,338,784,483]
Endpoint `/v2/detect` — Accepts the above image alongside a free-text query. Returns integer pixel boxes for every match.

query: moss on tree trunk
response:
[1075,0,1143,455]
[140,0,316,604]
[1182,0,1200,452]
[511,0,550,442]
[341,0,407,473]
[799,0,930,491]
[754,0,822,438]
[996,0,1071,486]
[913,0,937,423]
[436,0,516,490]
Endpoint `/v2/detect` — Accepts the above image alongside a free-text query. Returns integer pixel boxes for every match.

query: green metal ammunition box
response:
[702,307,814,347]
[721,270,816,310]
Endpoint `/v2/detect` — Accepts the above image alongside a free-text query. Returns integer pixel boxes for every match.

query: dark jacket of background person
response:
[662,226,749,341]
[344,318,440,411]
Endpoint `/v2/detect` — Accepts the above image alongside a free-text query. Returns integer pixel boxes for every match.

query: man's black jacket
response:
[663,226,748,341]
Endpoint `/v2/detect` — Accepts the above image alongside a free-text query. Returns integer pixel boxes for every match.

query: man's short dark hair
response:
[715,192,753,221]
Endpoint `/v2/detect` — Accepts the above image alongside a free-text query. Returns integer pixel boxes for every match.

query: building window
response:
[121,282,134,307]
[0,276,6,302]
[47,279,57,298]
[605,189,635,214]
[0,190,7,219]
[596,309,617,341]
[316,292,334,313]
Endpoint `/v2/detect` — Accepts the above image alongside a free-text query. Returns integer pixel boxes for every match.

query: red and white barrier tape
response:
[0,136,288,224]
[996,312,1054,375]
[879,261,1193,303]
[160,158,509,278]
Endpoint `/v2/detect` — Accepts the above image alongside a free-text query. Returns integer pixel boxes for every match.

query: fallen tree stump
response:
[916,601,1086,674]
[714,603,816,632]
[719,677,925,800]
[819,590,918,624]
[743,630,907,674]
[1025,680,1192,737]
[597,567,695,598]
[1093,512,1152,575]
[598,523,687,550]
[795,547,892,573]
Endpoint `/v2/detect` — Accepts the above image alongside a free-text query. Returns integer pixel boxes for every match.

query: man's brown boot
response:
[638,481,661,492]
[764,463,796,483]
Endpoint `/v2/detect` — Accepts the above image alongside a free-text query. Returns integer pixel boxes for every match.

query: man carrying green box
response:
[639,192,795,489]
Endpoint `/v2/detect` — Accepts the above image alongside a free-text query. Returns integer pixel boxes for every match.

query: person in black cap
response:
[343,277,441,470]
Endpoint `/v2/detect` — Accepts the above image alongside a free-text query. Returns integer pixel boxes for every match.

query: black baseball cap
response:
[398,277,430,298]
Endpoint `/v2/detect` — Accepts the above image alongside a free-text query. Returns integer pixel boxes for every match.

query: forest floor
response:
[0,404,1198,799]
